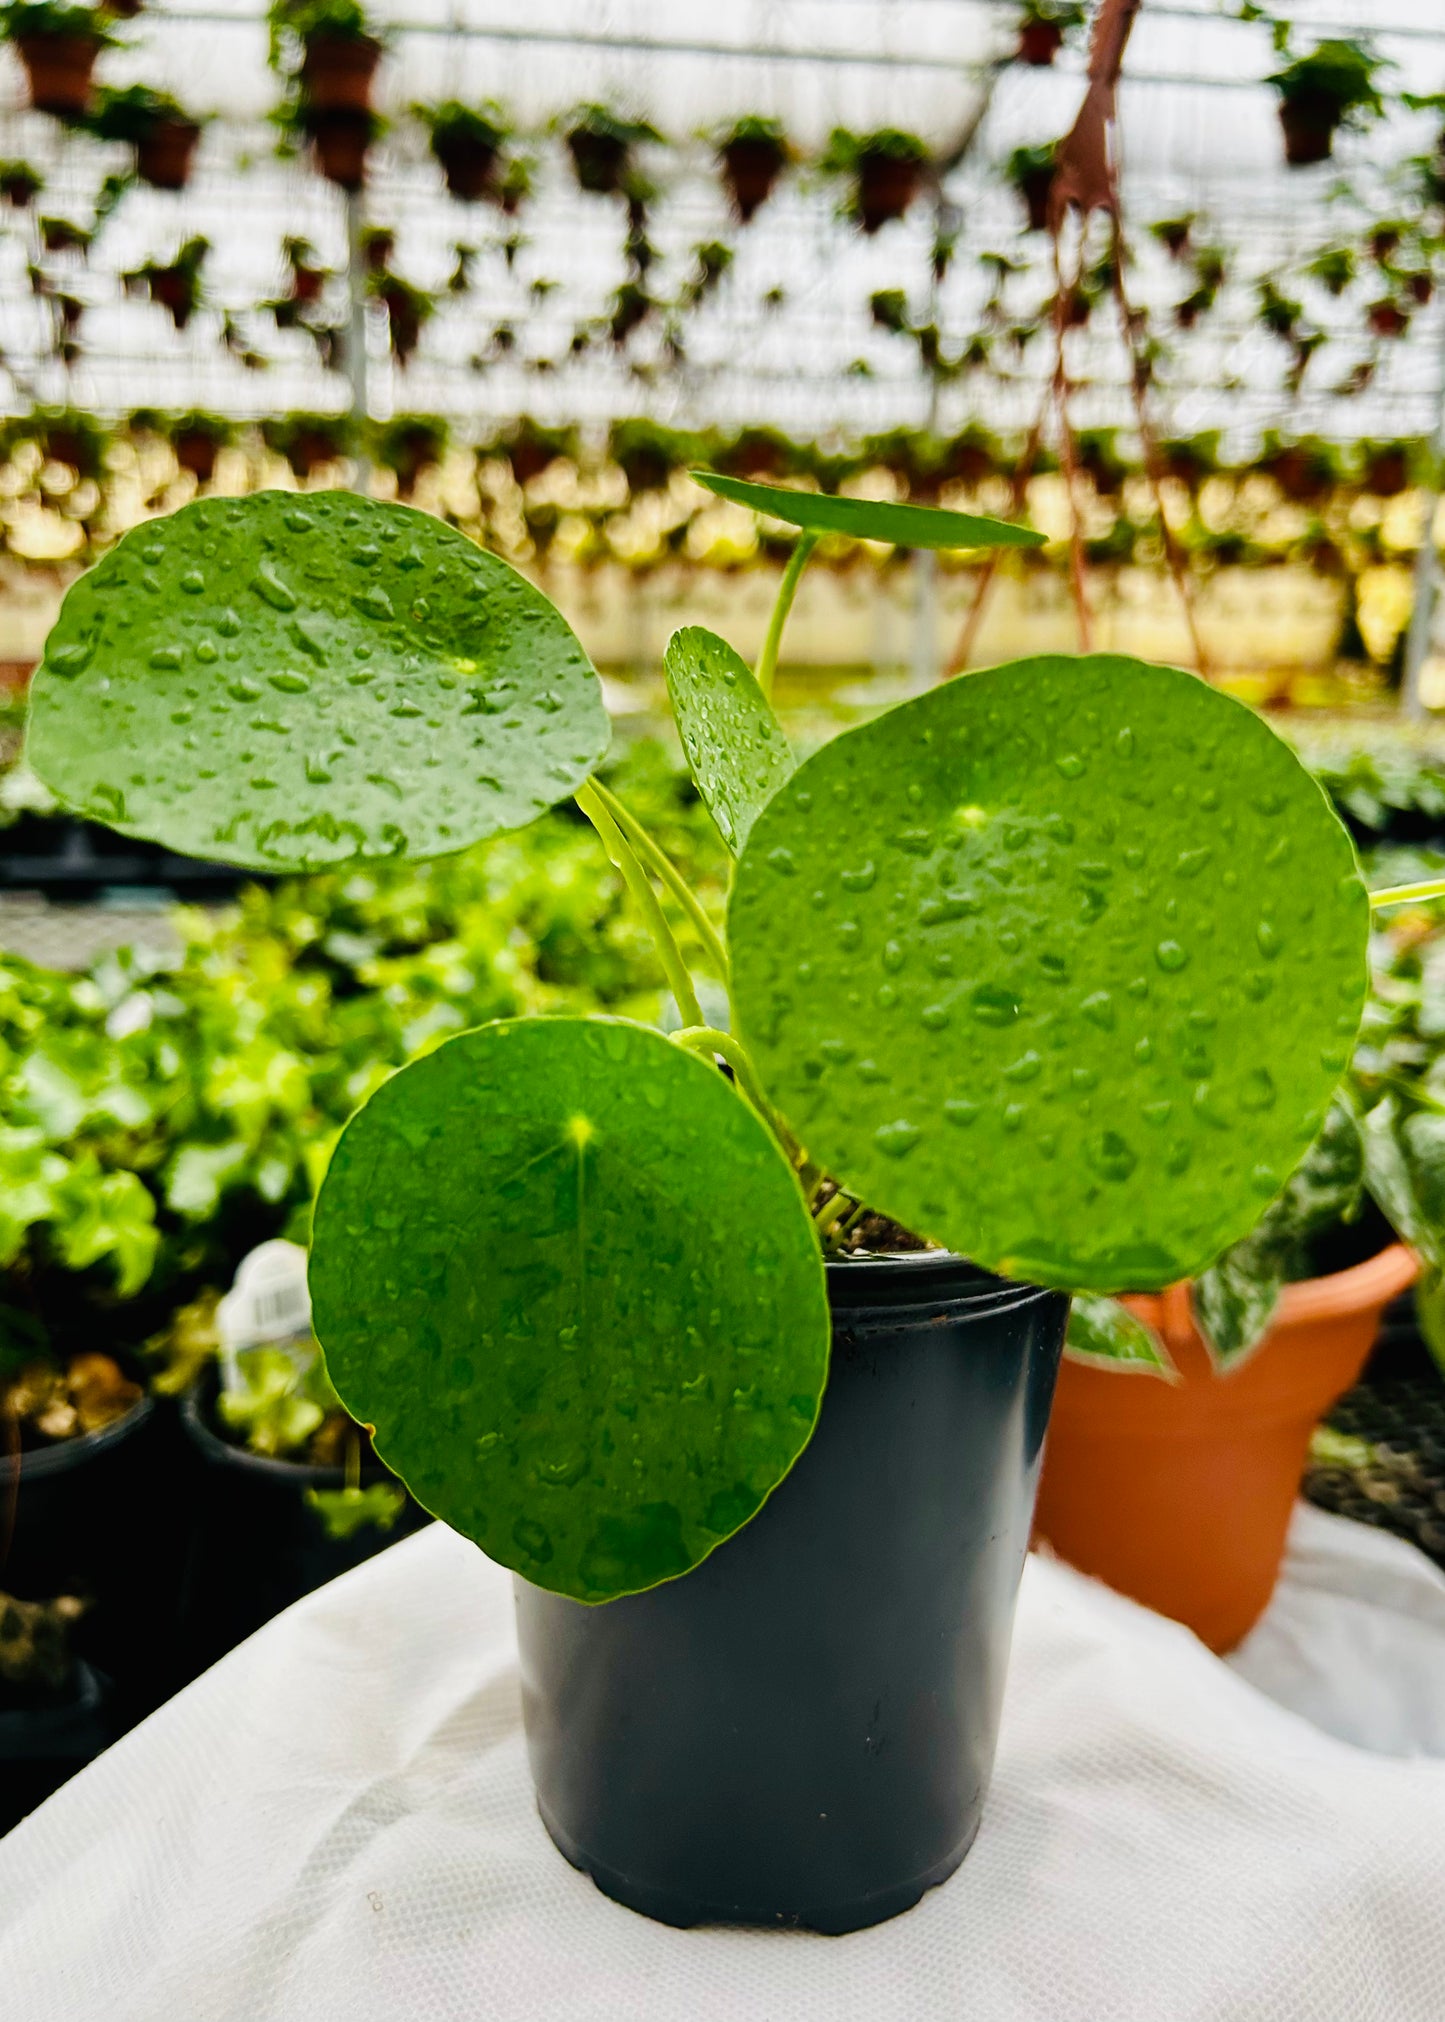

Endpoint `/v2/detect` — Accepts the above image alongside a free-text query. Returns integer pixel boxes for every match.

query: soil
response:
[1,1355,140,1454]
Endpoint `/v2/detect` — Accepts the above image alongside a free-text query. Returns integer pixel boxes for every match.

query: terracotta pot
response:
[16,33,100,118]
[1018,164,1055,233]
[299,32,381,114]
[1034,1245,1417,1654]
[855,152,923,234]
[1017,18,1064,65]
[721,135,784,222]
[307,109,371,192]
[1278,93,1338,168]
[136,117,201,191]
[434,131,499,202]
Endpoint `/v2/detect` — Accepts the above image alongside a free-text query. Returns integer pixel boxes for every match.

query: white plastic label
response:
[216,1239,315,1395]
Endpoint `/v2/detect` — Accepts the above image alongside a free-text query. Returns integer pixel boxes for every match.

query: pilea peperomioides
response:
[26,477,1430,1602]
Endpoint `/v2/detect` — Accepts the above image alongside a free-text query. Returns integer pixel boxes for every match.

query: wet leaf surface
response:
[310,1017,830,1601]
[729,654,1369,1293]
[692,470,1046,550]
[27,491,609,871]
[663,625,795,854]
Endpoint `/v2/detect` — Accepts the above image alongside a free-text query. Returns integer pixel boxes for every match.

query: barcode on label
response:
[250,1282,311,1333]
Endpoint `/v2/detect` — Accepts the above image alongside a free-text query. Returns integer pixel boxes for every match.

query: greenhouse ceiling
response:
[0,0,1443,450]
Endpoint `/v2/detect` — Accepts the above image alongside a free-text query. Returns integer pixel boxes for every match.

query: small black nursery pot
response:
[173,1371,428,1681]
[514,1253,1067,1933]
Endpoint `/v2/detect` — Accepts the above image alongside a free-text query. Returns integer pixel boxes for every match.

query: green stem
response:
[586,777,729,983]
[672,1025,787,1139]
[755,531,818,704]
[1371,878,1445,909]
[576,781,705,1030]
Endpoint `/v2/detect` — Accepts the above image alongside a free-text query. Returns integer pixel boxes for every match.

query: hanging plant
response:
[1405,270,1435,307]
[165,410,234,482]
[1004,140,1058,234]
[1305,245,1355,297]
[1255,277,1301,341]
[8,405,109,477]
[497,418,577,486]
[678,240,732,312]
[1259,435,1339,505]
[1147,214,1194,260]
[303,106,382,190]
[562,104,660,197]
[1267,38,1387,168]
[610,419,701,493]
[0,159,44,206]
[608,280,654,347]
[371,271,435,367]
[1367,297,1410,339]
[360,224,393,273]
[1015,0,1087,68]
[822,127,931,234]
[716,115,791,223]
[2,0,118,119]
[123,234,209,330]
[261,410,353,477]
[1359,440,1412,498]
[270,0,383,112]
[283,234,327,303]
[417,100,510,203]
[87,84,202,190]
[38,214,89,254]
[371,414,449,496]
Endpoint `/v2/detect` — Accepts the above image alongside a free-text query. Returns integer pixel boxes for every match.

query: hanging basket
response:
[136,117,201,192]
[306,110,372,192]
[1277,91,1340,168]
[16,33,101,118]
[1016,19,1065,65]
[433,132,500,202]
[854,151,923,233]
[173,428,220,482]
[299,33,381,115]
[720,135,785,222]
[566,126,628,196]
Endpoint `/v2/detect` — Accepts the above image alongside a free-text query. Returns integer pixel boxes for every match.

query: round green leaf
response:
[691,470,1045,551]
[663,625,795,854]
[310,1016,830,1602]
[729,654,1369,1294]
[26,491,609,871]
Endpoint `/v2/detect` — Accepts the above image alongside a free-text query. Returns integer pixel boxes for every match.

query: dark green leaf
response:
[663,625,794,854]
[1362,1095,1441,1270]
[1414,1268,1445,1378]
[1191,1241,1285,1370]
[690,471,1045,550]
[27,491,610,872]
[311,1017,830,1602]
[1065,1294,1172,1374]
[729,653,1368,1293]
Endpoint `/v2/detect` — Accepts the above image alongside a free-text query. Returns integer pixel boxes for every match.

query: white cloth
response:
[2,1505,1444,2022]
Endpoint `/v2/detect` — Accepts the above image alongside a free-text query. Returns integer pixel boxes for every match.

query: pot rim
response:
[825,1246,1062,1319]
[180,1368,393,1490]
[1274,1240,1417,1323]
[0,1391,152,1486]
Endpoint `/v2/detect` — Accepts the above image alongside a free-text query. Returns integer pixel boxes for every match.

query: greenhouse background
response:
[5,0,1445,1964]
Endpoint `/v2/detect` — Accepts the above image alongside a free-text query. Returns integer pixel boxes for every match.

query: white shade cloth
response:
[2,1503,1444,2022]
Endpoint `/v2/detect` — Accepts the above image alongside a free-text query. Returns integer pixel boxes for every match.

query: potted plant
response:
[1267,37,1387,168]
[1004,139,1058,233]
[2,0,116,118]
[123,235,209,330]
[370,271,434,367]
[715,114,790,222]
[26,475,1392,1928]
[1015,0,1087,68]
[87,83,202,190]
[417,99,509,202]
[562,103,659,197]
[260,410,352,476]
[166,410,233,482]
[270,0,381,112]
[0,158,44,205]
[822,126,931,234]
[371,412,449,496]
[152,1254,425,1681]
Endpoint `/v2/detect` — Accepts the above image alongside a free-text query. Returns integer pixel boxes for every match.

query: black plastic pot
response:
[515,1252,1067,1933]
[0,1393,189,1820]
[174,1372,429,1681]
[0,1662,111,1837]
